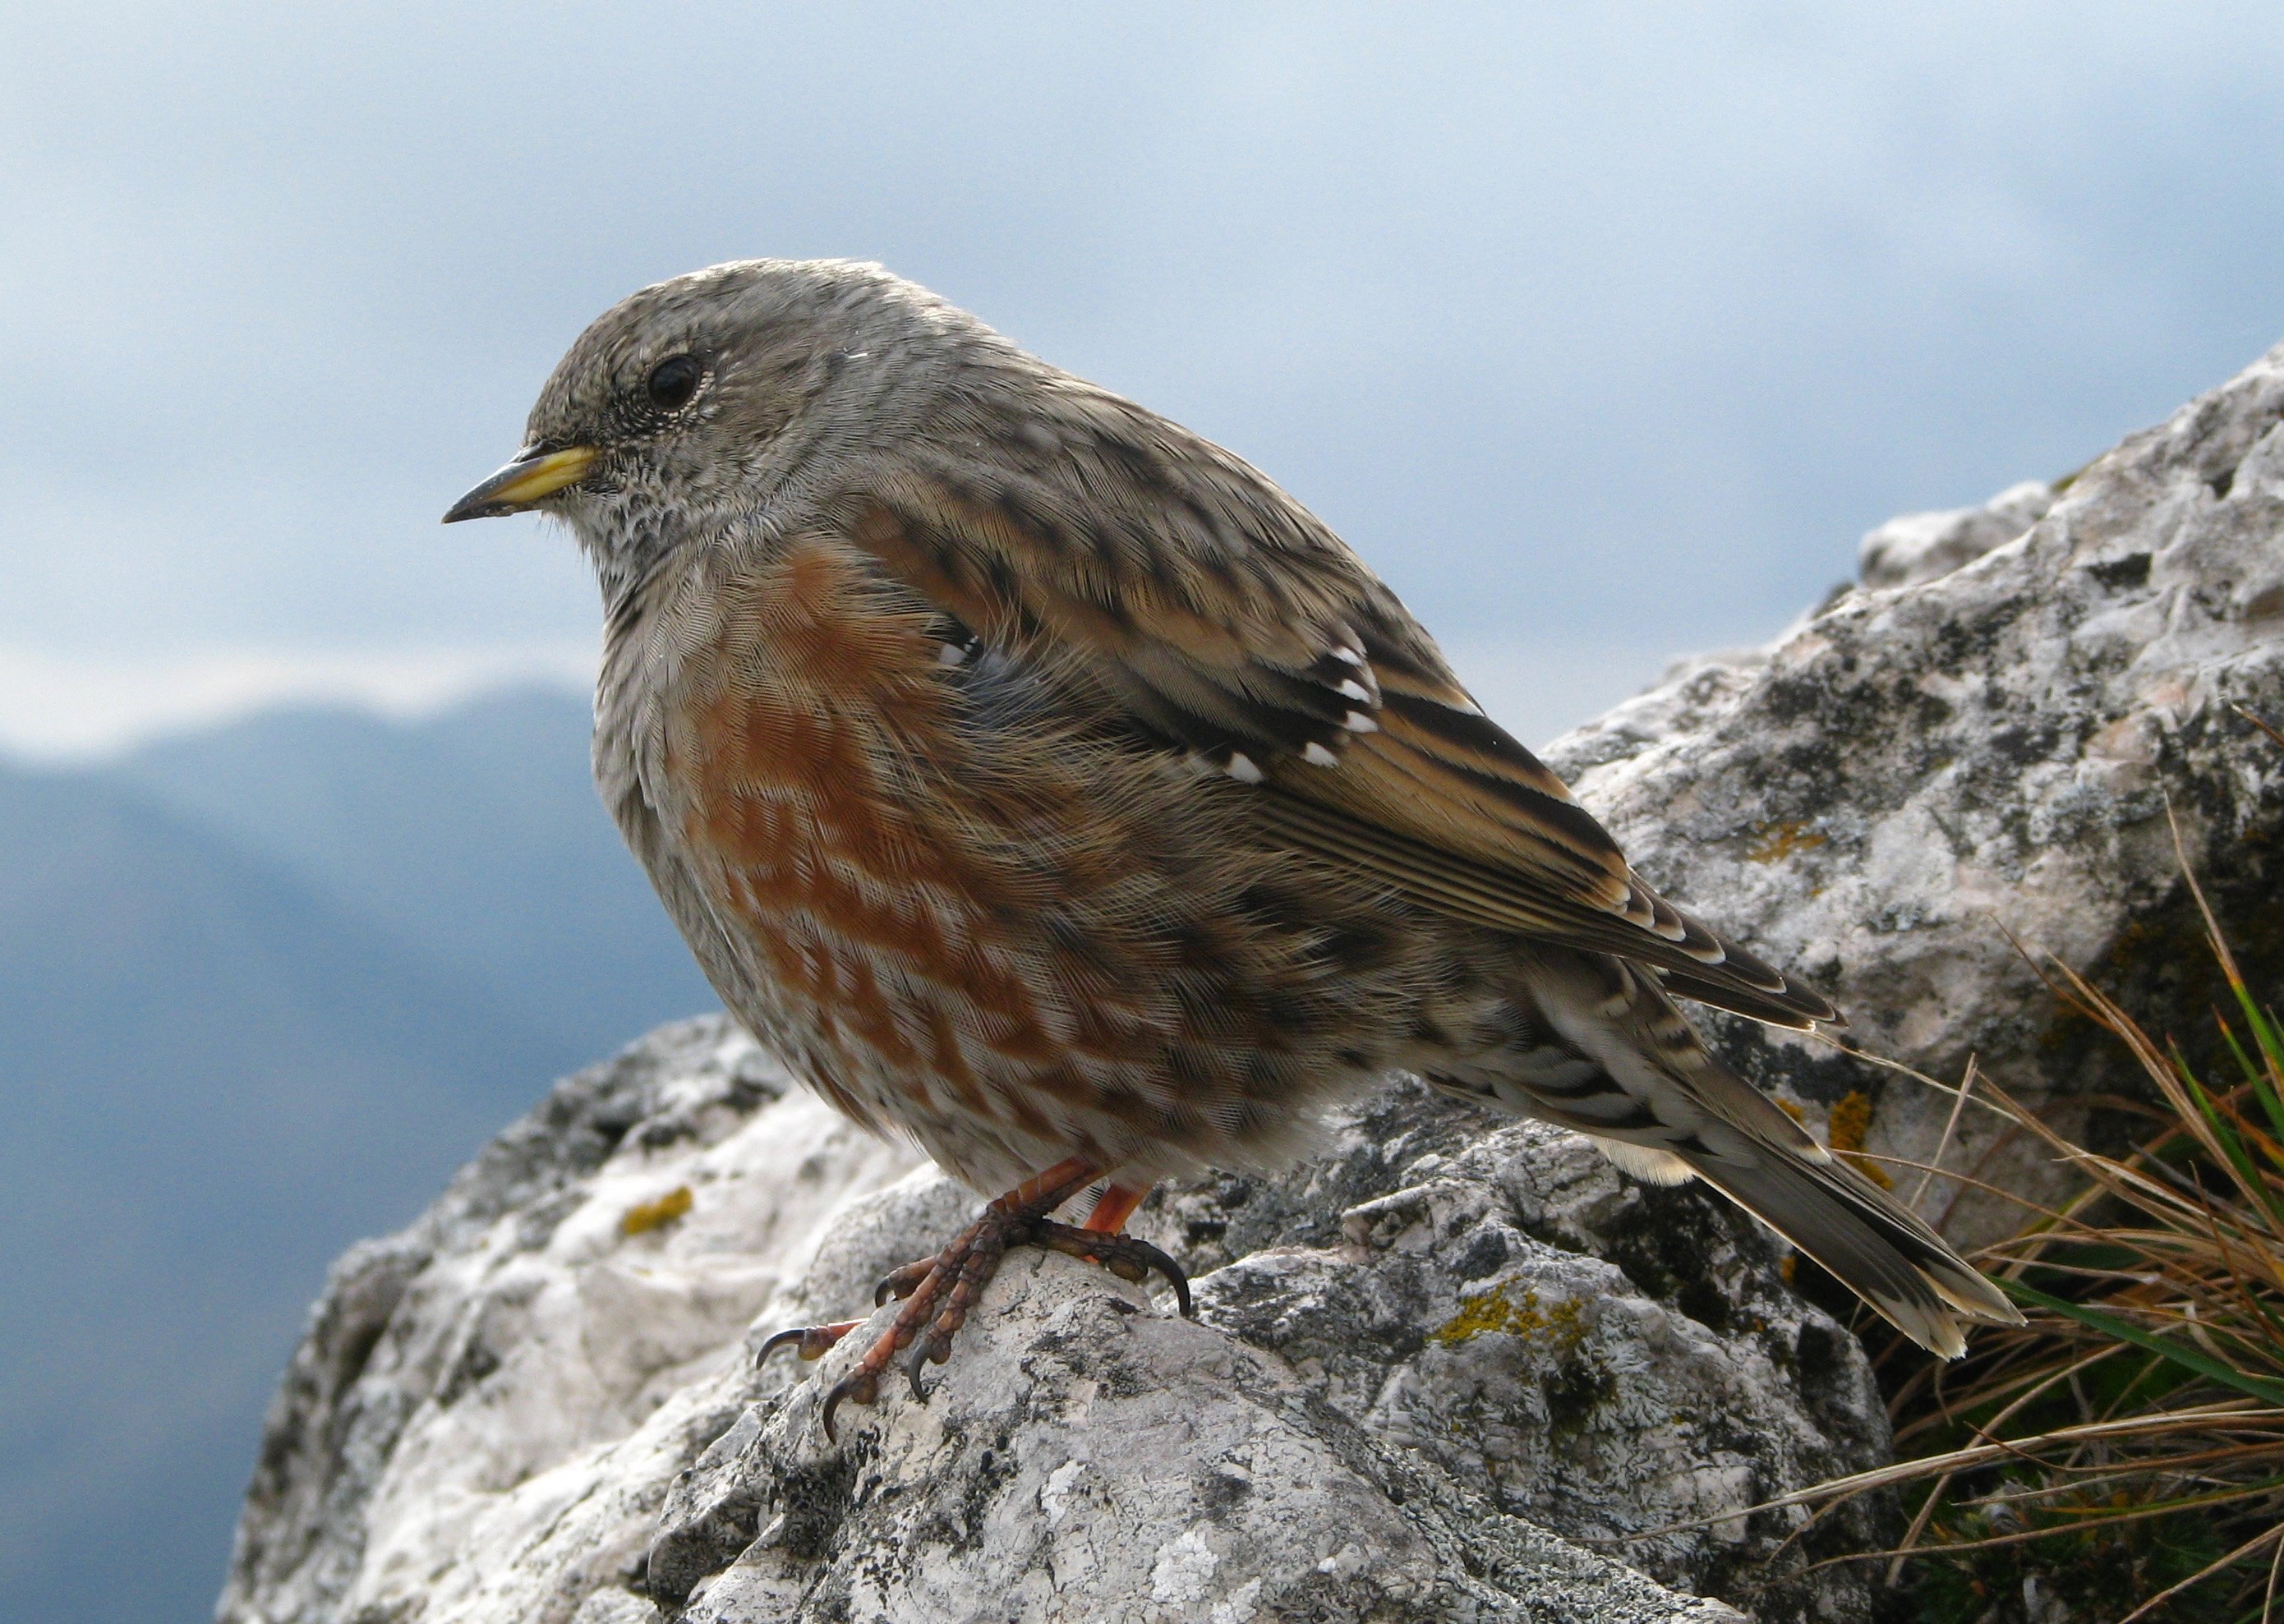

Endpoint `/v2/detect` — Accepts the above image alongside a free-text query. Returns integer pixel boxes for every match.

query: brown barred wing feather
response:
[840,372,1839,1029]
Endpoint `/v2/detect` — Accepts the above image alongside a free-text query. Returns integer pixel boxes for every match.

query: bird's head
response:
[444,258,972,590]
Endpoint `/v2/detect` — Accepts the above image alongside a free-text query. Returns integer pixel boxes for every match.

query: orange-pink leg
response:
[757,1157,1191,1441]
[1083,1180,1153,1234]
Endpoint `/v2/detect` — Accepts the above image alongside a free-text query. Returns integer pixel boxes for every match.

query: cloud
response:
[2,3,2281,674]
[0,641,596,761]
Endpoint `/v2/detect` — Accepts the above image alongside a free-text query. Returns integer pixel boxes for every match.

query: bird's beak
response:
[441,445,600,523]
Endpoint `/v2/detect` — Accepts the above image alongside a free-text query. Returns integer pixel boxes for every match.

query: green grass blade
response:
[2218,1021,2284,1162]
[2249,1004,2284,1140]
[2231,981,2284,1077]
[2185,1072,2284,1235]
[2001,1278,2284,1409]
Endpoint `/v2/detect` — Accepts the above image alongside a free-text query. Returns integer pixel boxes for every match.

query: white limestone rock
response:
[1550,344,2284,1243]
[216,1020,927,1624]
[652,1208,1747,1624]
[1858,478,2056,591]
[216,1024,1833,1624]
[1151,1101,1888,1613]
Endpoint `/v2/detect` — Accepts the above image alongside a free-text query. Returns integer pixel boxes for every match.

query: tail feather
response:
[1677,1134,2020,1358]
[1462,944,2024,1358]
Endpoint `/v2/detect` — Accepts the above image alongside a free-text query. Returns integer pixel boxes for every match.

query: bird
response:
[444,258,2020,1434]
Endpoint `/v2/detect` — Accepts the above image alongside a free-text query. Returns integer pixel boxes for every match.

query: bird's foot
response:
[813,1159,1189,1442]
[1025,1219,1191,1308]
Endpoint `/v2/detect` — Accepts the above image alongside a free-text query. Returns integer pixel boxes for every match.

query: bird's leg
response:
[1082,1180,1152,1234]
[813,1159,1190,1440]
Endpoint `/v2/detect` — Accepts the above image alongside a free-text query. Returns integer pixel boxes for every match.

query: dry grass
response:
[1779,826,2284,1622]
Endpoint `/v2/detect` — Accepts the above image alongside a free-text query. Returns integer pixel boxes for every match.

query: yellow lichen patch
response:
[1431,1286,1586,1353]
[1434,1289,1534,1346]
[1825,1092,1895,1189]
[1742,820,1830,863]
[620,1185,694,1235]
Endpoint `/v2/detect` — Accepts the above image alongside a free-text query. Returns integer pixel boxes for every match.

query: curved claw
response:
[1121,1236,1195,1318]
[802,1159,1117,1442]
[905,1335,937,1402]
[757,1319,861,1365]
[1031,1220,1195,1317]
[758,1326,809,1365]
[821,1369,877,1444]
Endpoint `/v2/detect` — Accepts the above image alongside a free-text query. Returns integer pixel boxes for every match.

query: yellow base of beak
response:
[443,445,599,522]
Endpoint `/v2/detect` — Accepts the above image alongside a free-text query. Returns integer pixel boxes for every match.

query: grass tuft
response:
[1792,819,2284,1622]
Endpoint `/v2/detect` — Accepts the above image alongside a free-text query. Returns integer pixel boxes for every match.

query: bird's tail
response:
[1451,945,2022,1358]
[1660,1113,2019,1358]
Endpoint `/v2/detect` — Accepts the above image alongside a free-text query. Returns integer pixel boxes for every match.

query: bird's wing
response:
[838,376,1837,1028]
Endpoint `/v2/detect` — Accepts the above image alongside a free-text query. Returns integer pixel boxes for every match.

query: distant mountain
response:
[0,689,718,1624]
[113,688,717,1064]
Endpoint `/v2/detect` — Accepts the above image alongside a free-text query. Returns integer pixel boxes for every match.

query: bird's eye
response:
[645,354,703,412]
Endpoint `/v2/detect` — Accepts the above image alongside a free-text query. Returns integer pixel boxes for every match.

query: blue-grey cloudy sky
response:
[6,2,2283,751]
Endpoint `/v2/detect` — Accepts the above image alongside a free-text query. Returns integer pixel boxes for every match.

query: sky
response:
[6,3,2284,755]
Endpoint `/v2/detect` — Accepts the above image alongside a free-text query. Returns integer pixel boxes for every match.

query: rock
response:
[651,1173,1752,1624]
[219,1019,1827,1624]
[1144,1090,1890,1617]
[216,1020,927,1624]
[1547,341,2284,1245]
[1857,478,2054,591]
[219,343,2284,1624]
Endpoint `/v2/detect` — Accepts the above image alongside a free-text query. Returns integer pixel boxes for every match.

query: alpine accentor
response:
[446,260,2017,1432]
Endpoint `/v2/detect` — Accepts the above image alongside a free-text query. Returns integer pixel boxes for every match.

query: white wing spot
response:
[1343,711,1379,733]
[937,642,969,667]
[1331,645,1365,665]
[1302,742,1339,767]
[1335,679,1374,704]
[1225,753,1265,784]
